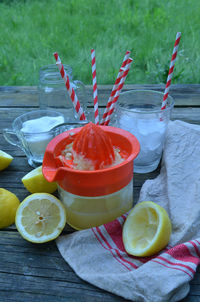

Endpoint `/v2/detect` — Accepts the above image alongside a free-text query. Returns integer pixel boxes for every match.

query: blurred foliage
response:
[0,0,200,85]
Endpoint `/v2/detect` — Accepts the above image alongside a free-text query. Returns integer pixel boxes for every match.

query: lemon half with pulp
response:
[15,193,66,243]
[0,150,13,171]
[122,201,172,257]
[22,166,57,193]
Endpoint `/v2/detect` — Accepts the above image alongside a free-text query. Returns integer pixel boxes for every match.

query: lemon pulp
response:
[15,193,66,243]
[122,201,172,257]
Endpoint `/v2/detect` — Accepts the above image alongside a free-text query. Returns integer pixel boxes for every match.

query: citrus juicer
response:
[43,123,140,230]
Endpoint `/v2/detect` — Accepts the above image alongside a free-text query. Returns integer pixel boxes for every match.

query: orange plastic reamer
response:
[72,122,115,169]
[42,125,140,197]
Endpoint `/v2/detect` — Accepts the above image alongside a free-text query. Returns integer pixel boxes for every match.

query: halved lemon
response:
[15,193,66,243]
[122,201,172,257]
[22,166,57,194]
[0,150,13,171]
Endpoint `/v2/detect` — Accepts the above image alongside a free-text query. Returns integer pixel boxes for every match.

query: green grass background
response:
[0,0,199,86]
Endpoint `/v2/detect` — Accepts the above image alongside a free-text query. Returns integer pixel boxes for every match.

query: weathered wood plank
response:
[0,231,128,302]
[0,292,126,302]
[1,106,200,140]
[0,86,38,108]
[0,230,199,302]
[0,84,200,107]
[0,275,127,302]
[171,108,200,123]
[0,107,36,129]
[182,296,200,302]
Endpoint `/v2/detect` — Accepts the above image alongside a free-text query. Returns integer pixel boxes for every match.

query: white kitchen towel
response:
[57,120,200,302]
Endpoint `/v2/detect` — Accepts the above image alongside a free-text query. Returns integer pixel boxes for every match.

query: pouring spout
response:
[42,150,59,182]
[42,149,72,183]
[42,166,57,182]
[42,126,82,183]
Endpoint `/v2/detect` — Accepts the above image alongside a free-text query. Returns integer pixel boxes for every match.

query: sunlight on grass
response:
[0,0,199,85]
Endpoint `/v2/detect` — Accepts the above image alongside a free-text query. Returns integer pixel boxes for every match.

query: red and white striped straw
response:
[103,58,133,126]
[100,51,131,125]
[91,49,99,125]
[53,52,86,120]
[161,32,181,110]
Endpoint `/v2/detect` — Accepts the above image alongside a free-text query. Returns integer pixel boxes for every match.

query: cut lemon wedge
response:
[0,188,20,229]
[122,201,172,257]
[15,193,66,243]
[0,150,13,171]
[22,166,57,193]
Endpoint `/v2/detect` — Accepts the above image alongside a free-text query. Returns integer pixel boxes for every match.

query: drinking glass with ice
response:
[115,90,174,173]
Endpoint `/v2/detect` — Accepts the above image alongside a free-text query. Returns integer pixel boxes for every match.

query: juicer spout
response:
[42,150,59,183]
[42,149,72,183]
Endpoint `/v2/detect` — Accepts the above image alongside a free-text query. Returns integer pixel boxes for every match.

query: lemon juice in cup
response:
[58,179,133,229]
[43,122,140,230]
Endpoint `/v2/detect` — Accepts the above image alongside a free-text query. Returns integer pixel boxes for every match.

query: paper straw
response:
[53,52,86,120]
[103,58,133,126]
[91,49,99,125]
[100,51,131,125]
[161,32,181,110]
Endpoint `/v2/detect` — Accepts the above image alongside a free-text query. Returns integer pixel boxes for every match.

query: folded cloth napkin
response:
[57,120,200,302]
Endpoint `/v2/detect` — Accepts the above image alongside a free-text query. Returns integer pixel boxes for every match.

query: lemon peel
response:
[0,188,20,229]
[0,150,13,171]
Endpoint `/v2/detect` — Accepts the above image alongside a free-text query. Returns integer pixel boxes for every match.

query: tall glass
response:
[115,90,174,173]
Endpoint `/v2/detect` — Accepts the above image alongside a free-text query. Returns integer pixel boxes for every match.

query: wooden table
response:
[1,84,200,302]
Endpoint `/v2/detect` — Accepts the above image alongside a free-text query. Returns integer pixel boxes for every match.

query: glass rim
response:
[118,89,174,114]
[13,110,65,135]
[39,64,73,84]
[39,63,72,73]
[19,122,87,136]
[19,121,87,136]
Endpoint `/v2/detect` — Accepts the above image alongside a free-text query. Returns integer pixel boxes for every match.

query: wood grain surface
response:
[0,85,200,302]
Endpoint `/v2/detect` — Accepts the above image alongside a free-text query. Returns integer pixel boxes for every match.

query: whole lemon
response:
[0,188,20,229]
